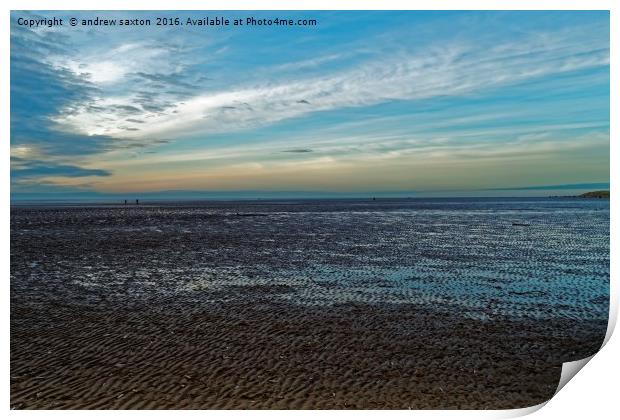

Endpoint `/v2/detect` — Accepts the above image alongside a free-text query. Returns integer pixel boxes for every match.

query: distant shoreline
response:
[550,190,610,199]
[9,195,611,207]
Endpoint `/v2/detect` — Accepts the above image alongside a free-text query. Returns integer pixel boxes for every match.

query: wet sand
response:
[11,297,606,409]
[10,202,608,409]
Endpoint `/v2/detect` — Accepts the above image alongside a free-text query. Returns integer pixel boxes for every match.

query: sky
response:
[10,11,610,200]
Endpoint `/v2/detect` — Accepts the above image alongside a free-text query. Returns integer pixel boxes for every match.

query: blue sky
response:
[10,11,610,199]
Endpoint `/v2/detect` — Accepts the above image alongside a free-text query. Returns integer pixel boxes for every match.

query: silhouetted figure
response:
[136,199,139,205]
[372,197,376,201]
[124,200,127,205]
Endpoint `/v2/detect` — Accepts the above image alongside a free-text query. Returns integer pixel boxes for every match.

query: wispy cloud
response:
[52,26,608,144]
[281,148,314,153]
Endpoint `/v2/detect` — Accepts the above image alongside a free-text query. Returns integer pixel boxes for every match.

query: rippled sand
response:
[10,198,609,409]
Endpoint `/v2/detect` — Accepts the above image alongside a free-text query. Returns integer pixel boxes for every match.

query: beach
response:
[10,199,609,409]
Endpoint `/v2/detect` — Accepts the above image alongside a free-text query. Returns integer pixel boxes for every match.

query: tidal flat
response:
[10,198,609,409]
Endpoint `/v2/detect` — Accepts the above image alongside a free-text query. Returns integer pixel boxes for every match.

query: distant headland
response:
[551,190,609,199]
[579,190,609,198]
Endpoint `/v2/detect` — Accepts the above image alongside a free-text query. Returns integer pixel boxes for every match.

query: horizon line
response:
[10,181,610,201]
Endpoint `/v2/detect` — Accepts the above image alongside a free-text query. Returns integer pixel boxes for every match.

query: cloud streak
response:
[52,26,608,143]
[11,157,111,179]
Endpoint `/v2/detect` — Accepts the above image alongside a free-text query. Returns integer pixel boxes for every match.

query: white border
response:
[2,2,616,419]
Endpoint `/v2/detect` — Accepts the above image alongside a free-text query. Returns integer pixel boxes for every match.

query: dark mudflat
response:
[11,202,608,409]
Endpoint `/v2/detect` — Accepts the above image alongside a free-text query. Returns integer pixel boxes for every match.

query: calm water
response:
[11,197,610,321]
